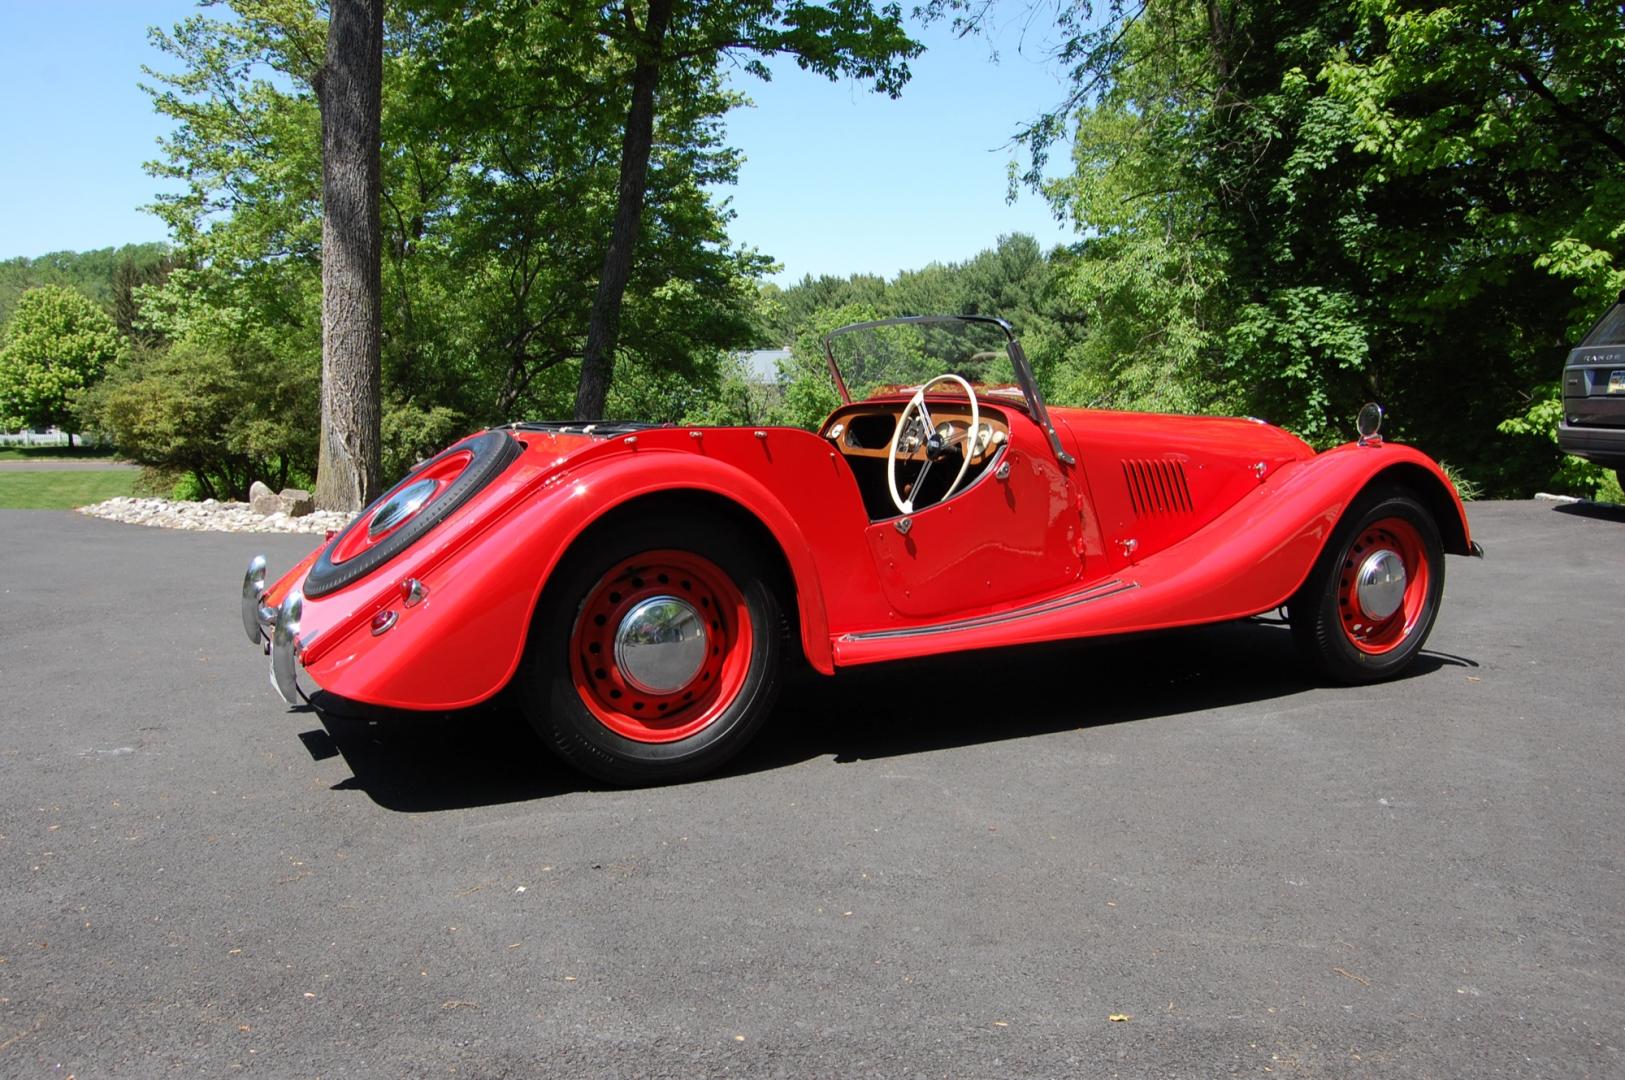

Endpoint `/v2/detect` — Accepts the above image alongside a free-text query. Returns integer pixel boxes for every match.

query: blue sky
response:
[0,1,1080,283]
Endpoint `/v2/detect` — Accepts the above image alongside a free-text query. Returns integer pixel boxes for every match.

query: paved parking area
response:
[0,501,1620,1077]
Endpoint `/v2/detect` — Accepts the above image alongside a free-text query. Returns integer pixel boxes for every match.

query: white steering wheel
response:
[887,373,980,516]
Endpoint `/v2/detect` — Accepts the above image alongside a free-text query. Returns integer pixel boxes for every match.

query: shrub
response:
[82,337,317,500]
[380,400,468,482]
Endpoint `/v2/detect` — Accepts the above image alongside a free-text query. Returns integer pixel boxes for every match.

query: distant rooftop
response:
[743,348,790,384]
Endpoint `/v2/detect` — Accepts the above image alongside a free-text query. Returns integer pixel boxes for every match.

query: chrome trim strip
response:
[841,579,1139,642]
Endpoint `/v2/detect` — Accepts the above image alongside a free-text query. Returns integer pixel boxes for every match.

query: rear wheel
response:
[521,513,786,785]
[1289,485,1445,683]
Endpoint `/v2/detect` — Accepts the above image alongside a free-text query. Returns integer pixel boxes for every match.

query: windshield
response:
[823,316,1017,401]
[1580,300,1625,348]
[821,315,1075,465]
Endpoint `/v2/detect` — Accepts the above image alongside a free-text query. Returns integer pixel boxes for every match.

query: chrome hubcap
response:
[1355,548,1407,620]
[369,478,438,537]
[613,596,707,694]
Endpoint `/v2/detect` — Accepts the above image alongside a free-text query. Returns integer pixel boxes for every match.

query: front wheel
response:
[1289,485,1445,683]
[521,514,786,785]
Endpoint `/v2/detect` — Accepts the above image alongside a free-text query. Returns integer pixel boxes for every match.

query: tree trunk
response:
[573,0,674,421]
[314,0,384,510]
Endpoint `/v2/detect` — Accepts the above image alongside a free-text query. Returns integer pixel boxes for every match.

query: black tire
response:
[521,512,787,785]
[1289,484,1445,684]
[304,430,520,598]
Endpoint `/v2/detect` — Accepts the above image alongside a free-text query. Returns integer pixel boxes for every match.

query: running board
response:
[840,578,1139,643]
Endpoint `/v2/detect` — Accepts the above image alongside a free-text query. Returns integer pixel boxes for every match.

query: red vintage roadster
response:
[242,316,1478,784]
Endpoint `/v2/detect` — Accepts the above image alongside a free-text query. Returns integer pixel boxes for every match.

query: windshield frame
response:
[822,314,1074,465]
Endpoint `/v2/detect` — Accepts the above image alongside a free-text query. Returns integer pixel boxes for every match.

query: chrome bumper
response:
[242,555,307,706]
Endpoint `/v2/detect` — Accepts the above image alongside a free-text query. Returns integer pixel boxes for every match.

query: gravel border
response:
[78,496,354,534]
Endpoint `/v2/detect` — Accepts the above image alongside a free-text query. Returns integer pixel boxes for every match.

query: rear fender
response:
[302,449,833,710]
[535,452,835,674]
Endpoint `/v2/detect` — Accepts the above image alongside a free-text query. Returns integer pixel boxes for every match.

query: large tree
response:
[0,285,121,445]
[571,0,922,419]
[314,0,385,510]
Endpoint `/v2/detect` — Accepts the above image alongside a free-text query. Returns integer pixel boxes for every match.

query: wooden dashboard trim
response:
[822,403,1010,463]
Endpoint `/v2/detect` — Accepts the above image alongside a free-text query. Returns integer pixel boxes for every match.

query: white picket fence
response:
[0,428,107,448]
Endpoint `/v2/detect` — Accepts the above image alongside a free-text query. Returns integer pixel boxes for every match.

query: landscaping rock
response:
[250,491,284,515]
[280,488,315,517]
[248,480,274,503]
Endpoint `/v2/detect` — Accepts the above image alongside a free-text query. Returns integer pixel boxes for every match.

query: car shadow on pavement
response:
[304,617,1471,813]
[733,617,1469,776]
[307,691,580,811]
[1552,500,1625,523]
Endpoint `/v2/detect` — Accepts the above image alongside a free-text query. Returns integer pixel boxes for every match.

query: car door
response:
[862,428,1083,619]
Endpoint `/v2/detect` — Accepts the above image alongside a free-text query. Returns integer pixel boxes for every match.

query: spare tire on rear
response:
[303,430,520,598]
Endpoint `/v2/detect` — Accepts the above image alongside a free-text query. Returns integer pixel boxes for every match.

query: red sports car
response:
[242,316,1478,784]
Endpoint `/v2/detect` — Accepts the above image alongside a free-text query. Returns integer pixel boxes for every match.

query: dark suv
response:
[1559,292,1625,484]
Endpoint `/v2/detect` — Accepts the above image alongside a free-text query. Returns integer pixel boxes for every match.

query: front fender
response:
[1119,440,1475,630]
[301,441,838,710]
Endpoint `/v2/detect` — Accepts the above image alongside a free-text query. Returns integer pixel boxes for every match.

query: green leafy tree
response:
[111,250,181,344]
[0,286,121,444]
[765,273,887,343]
[571,0,922,419]
[773,301,878,429]
[984,0,1623,494]
[0,243,172,325]
[1031,2,1226,414]
[683,350,782,426]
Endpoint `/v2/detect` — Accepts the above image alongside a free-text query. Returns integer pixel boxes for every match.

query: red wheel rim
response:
[326,449,473,565]
[569,550,752,743]
[1338,516,1429,655]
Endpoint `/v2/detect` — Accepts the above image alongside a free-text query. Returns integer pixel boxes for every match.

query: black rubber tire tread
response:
[520,513,787,786]
[304,430,521,598]
[1289,484,1445,684]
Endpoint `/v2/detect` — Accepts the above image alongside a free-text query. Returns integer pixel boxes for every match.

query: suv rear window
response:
[1581,300,1625,347]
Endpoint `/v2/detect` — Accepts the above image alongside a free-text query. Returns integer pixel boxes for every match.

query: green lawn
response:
[0,471,136,509]
[0,445,120,462]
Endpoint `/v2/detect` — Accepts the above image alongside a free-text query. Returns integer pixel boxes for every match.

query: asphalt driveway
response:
[1,501,1620,1078]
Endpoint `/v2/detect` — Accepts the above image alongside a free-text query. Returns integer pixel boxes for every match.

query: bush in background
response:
[83,337,317,500]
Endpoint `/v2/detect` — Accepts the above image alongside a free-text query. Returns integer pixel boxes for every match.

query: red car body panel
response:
[833,438,1466,665]
[264,398,1473,712]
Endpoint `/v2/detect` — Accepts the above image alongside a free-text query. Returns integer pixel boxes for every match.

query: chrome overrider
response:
[270,589,305,705]
[241,555,273,644]
[241,554,310,706]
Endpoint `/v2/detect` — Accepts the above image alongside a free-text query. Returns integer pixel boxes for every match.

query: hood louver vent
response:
[1122,458,1193,516]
